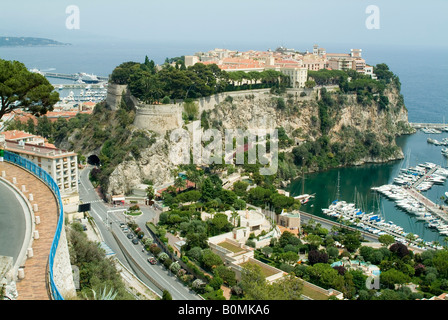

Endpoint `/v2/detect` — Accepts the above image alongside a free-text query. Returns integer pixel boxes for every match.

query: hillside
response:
[54,62,414,197]
[0,37,70,47]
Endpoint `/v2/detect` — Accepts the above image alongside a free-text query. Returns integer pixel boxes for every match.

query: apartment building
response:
[1,132,78,195]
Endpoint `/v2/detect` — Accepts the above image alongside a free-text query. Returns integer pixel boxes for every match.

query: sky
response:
[1,0,447,50]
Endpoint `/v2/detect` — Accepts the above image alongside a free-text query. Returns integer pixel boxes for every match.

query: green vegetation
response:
[110,57,289,104]
[233,264,303,300]
[291,86,401,172]
[0,59,59,121]
[0,37,69,47]
[251,218,448,300]
[6,112,90,146]
[68,222,134,300]
[79,102,155,191]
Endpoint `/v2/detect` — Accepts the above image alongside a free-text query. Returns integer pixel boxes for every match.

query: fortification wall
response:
[105,84,131,110]
[110,85,314,134]
[133,102,183,134]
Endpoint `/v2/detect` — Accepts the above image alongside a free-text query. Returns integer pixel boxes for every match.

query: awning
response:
[112,195,125,201]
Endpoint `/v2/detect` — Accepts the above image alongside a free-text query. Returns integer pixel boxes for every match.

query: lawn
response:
[300,281,330,300]
[218,241,246,254]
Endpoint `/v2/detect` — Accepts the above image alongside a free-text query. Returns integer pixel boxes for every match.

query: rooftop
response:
[4,139,77,159]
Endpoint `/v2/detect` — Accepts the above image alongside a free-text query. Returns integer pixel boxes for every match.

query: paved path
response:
[0,162,59,300]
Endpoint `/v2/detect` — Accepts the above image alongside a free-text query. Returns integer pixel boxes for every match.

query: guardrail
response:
[4,151,64,300]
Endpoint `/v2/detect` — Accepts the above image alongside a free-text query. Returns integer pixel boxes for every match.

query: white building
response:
[184,55,199,67]
[2,135,79,195]
[278,66,308,88]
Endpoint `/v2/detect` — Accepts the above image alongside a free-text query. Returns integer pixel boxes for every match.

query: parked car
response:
[147,257,157,265]
[132,238,139,245]
[127,233,134,239]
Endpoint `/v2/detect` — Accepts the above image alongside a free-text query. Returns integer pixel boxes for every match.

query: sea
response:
[1,39,447,243]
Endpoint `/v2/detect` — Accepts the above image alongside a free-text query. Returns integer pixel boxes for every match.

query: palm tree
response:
[405,233,416,245]
[87,286,118,300]
[230,210,239,227]
[174,177,187,190]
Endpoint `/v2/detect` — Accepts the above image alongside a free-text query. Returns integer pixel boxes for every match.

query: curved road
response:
[0,180,27,264]
[78,166,200,300]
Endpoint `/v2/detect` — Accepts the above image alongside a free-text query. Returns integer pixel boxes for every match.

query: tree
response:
[280,251,299,266]
[305,234,323,250]
[214,265,237,287]
[230,210,240,227]
[380,269,410,289]
[209,213,232,235]
[146,185,155,204]
[162,290,172,300]
[342,233,361,252]
[308,250,328,265]
[378,234,395,247]
[240,264,302,300]
[389,242,410,259]
[432,250,448,278]
[201,249,224,270]
[304,80,316,88]
[0,59,59,121]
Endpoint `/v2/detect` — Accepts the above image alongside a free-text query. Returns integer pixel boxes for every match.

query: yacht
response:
[442,148,448,157]
[78,73,100,84]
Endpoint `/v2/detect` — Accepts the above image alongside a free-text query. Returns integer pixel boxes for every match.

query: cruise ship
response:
[77,72,100,84]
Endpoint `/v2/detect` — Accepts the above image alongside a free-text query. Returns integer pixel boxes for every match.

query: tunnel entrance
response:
[87,155,101,166]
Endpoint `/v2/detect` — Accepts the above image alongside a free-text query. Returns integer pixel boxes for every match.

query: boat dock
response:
[404,187,448,223]
[412,165,438,188]
[40,71,109,82]
[54,83,107,89]
[410,122,448,129]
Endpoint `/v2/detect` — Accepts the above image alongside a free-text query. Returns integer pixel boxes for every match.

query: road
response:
[0,180,27,264]
[299,211,379,242]
[78,165,200,300]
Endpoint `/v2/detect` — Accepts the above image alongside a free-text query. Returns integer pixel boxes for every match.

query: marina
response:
[289,130,448,246]
[30,69,109,83]
[321,161,448,249]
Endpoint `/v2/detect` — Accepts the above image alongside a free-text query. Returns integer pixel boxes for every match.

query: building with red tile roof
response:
[1,131,79,195]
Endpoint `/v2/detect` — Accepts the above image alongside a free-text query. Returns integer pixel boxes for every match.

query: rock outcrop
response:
[105,84,412,195]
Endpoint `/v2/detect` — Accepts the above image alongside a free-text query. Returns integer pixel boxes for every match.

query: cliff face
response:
[105,84,412,195]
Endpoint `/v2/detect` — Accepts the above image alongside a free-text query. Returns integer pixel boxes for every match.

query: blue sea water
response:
[1,39,448,243]
[0,40,446,122]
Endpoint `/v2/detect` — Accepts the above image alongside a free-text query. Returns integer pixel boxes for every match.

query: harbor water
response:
[288,130,448,243]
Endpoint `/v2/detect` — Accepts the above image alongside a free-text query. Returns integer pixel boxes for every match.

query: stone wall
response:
[133,103,183,134]
[53,225,77,299]
[105,84,132,111]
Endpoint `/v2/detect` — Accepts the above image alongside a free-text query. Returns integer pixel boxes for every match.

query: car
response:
[120,223,126,228]
[147,257,157,265]
[127,233,134,239]
[132,238,139,245]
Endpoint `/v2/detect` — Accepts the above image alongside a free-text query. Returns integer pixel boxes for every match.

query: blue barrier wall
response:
[4,150,64,300]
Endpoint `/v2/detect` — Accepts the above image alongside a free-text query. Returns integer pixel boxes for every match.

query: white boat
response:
[78,72,100,84]
[442,148,448,157]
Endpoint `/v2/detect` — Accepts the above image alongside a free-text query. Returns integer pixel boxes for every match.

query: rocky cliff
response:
[103,82,412,196]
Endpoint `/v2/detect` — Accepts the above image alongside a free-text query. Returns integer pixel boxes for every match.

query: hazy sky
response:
[1,0,447,50]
